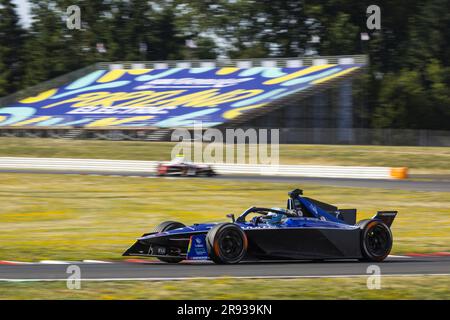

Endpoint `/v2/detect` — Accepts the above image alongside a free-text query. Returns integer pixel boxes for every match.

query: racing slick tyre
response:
[153,221,186,263]
[206,223,248,264]
[201,170,213,177]
[358,220,393,262]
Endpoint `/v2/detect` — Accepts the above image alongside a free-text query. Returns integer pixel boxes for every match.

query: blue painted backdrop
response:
[0,64,360,128]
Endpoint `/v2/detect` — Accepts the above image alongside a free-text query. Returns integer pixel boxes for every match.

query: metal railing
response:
[98,55,368,69]
[275,128,450,146]
[1,127,449,146]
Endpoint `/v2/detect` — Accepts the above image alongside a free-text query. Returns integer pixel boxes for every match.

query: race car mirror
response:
[288,189,303,199]
[226,214,235,223]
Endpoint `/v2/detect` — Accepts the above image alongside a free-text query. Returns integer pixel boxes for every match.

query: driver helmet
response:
[267,208,287,224]
[171,154,186,164]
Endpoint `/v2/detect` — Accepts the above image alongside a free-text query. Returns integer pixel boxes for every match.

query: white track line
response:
[39,260,72,264]
[388,255,412,258]
[1,273,449,282]
[82,260,112,264]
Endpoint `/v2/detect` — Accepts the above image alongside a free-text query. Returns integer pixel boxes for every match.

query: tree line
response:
[0,0,448,130]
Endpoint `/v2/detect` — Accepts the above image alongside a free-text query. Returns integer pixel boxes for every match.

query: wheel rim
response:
[218,229,244,260]
[366,224,390,257]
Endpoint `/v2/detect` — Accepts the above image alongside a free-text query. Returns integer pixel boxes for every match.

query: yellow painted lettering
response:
[222,103,266,120]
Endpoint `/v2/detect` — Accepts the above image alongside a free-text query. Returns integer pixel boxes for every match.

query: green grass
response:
[0,137,449,174]
[0,173,449,262]
[1,276,449,299]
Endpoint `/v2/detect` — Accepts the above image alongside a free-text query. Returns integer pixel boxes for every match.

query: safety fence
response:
[1,127,448,146]
[0,157,408,180]
[98,55,368,70]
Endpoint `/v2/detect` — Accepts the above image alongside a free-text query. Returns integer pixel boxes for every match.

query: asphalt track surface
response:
[1,257,449,281]
[1,168,449,191]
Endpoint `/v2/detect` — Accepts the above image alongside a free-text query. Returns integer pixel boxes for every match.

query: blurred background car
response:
[157,155,216,177]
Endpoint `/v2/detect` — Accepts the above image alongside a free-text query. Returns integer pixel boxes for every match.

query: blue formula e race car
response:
[123,189,397,264]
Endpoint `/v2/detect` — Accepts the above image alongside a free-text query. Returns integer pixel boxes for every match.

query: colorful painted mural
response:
[0,64,361,128]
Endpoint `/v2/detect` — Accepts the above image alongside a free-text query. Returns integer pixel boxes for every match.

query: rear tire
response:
[187,167,197,176]
[359,220,393,262]
[206,223,247,264]
[153,221,185,263]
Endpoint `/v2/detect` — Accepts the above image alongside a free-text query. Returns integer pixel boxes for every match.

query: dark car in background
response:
[156,156,216,177]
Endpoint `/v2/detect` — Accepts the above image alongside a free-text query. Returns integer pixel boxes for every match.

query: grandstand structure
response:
[0,55,448,145]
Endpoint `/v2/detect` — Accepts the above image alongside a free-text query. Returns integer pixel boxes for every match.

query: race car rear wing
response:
[373,211,397,227]
[337,209,357,225]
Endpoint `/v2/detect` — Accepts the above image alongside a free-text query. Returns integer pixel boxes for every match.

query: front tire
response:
[153,221,185,263]
[359,220,393,262]
[206,223,247,264]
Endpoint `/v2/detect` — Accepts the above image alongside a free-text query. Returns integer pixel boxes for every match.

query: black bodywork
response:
[157,162,216,177]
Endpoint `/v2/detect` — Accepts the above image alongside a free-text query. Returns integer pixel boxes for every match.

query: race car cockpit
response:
[236,207,296,225]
